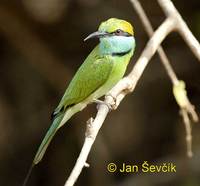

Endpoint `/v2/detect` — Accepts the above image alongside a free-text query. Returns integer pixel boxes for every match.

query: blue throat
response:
[99,36,135,56]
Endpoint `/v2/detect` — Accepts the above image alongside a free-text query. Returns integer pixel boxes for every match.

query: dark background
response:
[0,0,200,186]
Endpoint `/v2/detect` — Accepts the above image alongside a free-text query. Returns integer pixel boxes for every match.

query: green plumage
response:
[55,45,113,114]
[34,44,134,164]
[33,113,64,164]
[27,18,136,170]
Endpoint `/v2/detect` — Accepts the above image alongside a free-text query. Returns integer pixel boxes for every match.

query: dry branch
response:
[130,0,179,85]
[158,0,200,61]
[130,0,198,158]
[65,17,175,186]
[64,0,200,185]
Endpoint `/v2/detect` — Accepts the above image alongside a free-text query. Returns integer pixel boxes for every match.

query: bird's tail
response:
[23,112,64,186]
[23,102,87,186]
[33,112,64,164]
[34,101,88,165]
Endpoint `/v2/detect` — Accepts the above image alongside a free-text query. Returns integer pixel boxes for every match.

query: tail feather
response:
[33,112,64,164]
[23,102,88,186]
[23,113,64,186]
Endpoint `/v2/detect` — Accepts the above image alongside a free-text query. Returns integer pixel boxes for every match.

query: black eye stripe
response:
[110,30,132,36]
[122,32,132,37]
[116,29,122,33]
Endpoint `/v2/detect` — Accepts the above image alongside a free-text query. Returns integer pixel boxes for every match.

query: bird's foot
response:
[105,94,118,110]
[93,99,113,111]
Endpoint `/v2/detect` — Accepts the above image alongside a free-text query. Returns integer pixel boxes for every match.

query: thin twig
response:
[65,107,109,186]
[64,0,200,185]
[180,109,193,157]
[129,0,179,85]
[64,17,176,186]
[130,0,199,158]
[158,0,200,61]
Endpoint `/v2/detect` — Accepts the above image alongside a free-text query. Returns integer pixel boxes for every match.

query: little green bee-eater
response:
[23,18,135,185]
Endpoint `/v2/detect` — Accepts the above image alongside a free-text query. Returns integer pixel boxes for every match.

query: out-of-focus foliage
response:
[0,0,200,186]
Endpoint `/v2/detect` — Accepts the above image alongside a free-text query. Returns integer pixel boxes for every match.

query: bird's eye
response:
[115,29,122,35]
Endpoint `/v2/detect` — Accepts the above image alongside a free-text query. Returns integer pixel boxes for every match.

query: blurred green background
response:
[0,0,200,186]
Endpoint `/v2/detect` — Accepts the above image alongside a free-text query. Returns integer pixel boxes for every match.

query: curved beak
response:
[84,31,109,41]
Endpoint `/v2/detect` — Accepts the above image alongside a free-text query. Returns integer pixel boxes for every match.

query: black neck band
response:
[111,49,131,56]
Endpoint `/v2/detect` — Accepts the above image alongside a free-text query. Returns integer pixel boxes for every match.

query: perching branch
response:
[65,18,173,186]
[64,0,200,185]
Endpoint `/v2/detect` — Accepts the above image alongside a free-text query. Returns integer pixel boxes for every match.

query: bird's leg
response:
[105,93,118,110]
[93,99,113,111]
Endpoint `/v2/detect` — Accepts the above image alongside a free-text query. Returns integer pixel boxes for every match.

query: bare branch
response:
[64,0,200,185]
[130,0,199,158]
[129,0,179,85]
[64,106,109,186]
[158,0,200,61]
[64,17,176,186]
[180,109,193,157]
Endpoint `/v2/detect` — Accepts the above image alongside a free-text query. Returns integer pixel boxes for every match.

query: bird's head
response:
[84,18,134,40]
[84,18,135,55]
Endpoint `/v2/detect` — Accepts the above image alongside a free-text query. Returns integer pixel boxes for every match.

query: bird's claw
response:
[93,99,113,111]
[106,94,118,110]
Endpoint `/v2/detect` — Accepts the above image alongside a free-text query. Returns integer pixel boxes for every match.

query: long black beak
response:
[84,31,109,41]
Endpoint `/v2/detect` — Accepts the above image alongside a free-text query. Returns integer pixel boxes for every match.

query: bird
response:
[23,18,136,185]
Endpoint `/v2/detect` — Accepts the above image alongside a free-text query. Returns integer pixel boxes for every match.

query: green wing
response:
[53,45,113,116]
[33,45,113,165]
